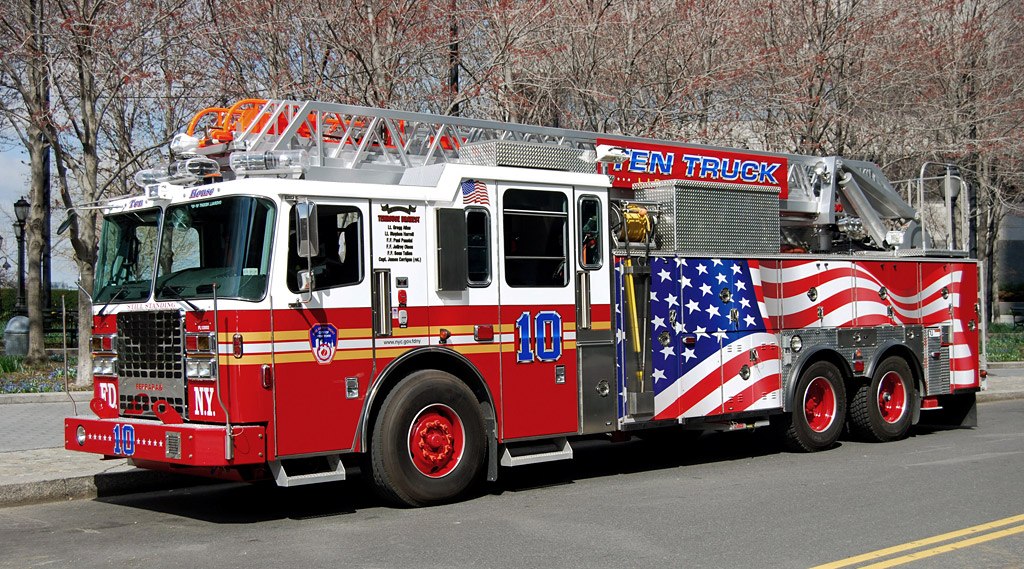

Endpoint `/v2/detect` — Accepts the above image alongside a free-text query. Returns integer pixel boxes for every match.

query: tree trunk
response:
[25,126,48,366]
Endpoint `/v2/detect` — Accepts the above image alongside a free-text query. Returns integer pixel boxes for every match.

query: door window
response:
[503,189,568,287]
[578,195,602,269]
[467,207,491,286]
[287,204,363,292]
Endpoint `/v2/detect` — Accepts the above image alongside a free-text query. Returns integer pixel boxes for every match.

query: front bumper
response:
[64,417,266,466]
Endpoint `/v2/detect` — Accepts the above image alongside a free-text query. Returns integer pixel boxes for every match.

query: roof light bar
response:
[229,149,309,178]
[133,157,221,188]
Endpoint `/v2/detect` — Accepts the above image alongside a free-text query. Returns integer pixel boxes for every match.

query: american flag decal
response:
[615,256,979,423]
[616,257,781,421]
[461,179,488,205]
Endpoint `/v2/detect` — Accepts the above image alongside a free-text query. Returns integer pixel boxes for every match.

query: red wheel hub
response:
[408,404,465,478]
[803,376,837,432]
[877,371,908,424]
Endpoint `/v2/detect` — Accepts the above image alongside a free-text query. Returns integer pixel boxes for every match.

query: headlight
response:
[186,357,217,379]
[76,425,86,446]
[790,335,803,353]
[92,356,117,376]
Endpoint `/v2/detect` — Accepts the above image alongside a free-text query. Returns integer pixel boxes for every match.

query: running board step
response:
[500,438,573,467]
[270,455,346,487]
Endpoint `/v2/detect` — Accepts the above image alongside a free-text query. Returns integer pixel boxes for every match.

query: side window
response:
[578,195,602,269]
[287,204,363,292]
[467,208,490,286]
[503,189,568,288]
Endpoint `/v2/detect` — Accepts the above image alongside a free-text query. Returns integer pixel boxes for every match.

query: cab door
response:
[272,199,374,457]
[498,184,579,440]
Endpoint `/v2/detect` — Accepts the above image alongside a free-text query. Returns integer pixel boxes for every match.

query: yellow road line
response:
[810,513,1024,569]
[856,524,1024,569]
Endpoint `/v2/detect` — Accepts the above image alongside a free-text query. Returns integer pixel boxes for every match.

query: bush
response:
[998,282,1024,302]
[0,355,24,374]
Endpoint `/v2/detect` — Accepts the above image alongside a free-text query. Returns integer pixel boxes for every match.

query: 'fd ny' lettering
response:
[193,386,215,417]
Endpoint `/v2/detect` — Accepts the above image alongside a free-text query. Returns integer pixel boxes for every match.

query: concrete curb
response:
[985,361,1024,369]
[0,392,91,405]
[978,390,1024,403]
[0,469,217,509]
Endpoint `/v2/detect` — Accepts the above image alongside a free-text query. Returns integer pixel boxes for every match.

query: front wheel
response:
[370,370,485,507]
[849,356,914,442]
[774,360,847,452]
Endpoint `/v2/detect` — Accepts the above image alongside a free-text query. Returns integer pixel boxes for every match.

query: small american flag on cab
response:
[461,179,488,205]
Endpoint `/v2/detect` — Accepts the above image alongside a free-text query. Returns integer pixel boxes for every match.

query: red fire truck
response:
[66,99,983,506]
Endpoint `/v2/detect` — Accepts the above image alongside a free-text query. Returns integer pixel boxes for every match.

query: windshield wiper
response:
[160,284,202,313]
[97,284,132,317]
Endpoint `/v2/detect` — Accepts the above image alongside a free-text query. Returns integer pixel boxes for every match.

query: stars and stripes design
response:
[616,257,781,421]
[614,256,979,423]
[461,179,489,205]
[760,260,978,389]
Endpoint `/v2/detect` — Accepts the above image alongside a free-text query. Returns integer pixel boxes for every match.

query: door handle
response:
[576,271,591,329]
[373,269,392,337]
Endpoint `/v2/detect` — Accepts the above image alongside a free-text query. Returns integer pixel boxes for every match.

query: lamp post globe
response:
[13,197,28,314]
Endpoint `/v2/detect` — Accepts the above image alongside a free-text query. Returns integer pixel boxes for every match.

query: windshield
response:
[154,197,276,301]
[94,209,161,303]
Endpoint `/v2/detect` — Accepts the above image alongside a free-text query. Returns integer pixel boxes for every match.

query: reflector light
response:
[790,335,803,352]
[185,332,216,354]
[854,360,865,372]
[229,149,309,178]
[233,333,243,359]
[91,334,117,353]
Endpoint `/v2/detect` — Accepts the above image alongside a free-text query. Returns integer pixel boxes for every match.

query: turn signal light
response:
[91,334,117,353]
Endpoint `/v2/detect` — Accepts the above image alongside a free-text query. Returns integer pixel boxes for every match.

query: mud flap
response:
[919,392,978,428]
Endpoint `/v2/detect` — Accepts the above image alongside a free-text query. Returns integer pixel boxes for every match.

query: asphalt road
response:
[1,400,1022,569]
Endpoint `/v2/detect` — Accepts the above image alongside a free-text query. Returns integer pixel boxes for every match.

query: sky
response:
[0,147,80,288]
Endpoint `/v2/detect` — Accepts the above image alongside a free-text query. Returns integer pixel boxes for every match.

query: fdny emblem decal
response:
[310,324,338,365]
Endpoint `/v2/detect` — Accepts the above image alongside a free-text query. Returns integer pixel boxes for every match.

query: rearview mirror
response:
[295,202,319,257]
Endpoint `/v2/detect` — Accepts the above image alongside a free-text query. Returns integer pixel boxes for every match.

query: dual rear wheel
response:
[776,356,915,451]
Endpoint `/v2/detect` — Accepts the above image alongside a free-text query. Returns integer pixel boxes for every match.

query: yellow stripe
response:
[856,524,1024,569]
[451,344,503,355]
[393,326,429,336]
[810,513,1024,569]
[592,320,611,330]
[429,325,481,335]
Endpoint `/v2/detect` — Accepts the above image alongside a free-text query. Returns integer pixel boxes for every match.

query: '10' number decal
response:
[515,311,563,363]
[112,423,136,456]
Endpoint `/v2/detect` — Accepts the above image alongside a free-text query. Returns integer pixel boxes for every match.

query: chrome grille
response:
[116,311,186,417]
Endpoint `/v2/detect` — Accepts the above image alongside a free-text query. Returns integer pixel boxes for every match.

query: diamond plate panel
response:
[459,140,595,173]
[925,327,951,395]
[634,179,779,254]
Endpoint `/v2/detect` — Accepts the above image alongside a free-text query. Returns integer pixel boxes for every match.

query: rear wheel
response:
[849,356,914,442]
[370,370,485,507]
[775,360,847,452]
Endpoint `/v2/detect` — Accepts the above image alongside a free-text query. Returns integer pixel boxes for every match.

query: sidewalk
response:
[2,367,1023,508]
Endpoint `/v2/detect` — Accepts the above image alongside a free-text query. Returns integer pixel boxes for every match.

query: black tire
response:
[370,370,485,507]
[849,356,915,442]
[774,360,847,452]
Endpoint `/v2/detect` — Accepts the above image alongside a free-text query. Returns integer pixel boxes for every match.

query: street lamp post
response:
[13,197,29,315]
